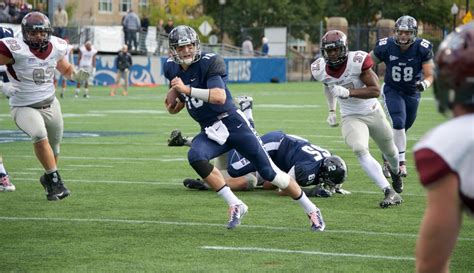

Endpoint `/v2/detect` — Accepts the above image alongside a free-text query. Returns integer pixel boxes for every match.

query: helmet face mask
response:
[318,155,347,186]
[434,23,474,114]
[321,30,348,68]
[21,12,52,50]
[168,25,202,65]
[394,15,418,46]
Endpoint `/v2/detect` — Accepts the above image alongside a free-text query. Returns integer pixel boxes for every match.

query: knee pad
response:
[271,170,290,189]
[190,160,214,179]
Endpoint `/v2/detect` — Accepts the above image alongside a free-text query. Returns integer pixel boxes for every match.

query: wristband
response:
[190,87,210,102]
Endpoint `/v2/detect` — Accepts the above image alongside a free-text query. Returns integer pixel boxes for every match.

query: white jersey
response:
[413,114,474,216]
[78,45,97,68]
[311,51,379,117]
[2,36,67,106]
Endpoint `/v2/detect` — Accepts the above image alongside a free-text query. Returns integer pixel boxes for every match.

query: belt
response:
[32,105,51,109]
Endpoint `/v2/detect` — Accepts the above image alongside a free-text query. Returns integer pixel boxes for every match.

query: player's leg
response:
[341,114,402,207]
[383,87,407,173]
[187,132,247,229]
[368,104,404,194]
[11,104,69,200]
[75,81,81,98]
[225,112,324,231]
[0,155,15,192]
[399,93,421,176]
[122,69,129,96]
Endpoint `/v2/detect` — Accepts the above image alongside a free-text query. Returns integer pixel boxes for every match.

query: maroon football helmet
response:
[321,30,348,68]
[434,22,474,114]
[21,12,52,50]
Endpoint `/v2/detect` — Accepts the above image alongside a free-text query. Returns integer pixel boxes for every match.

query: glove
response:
[326,111,338,127]
[71,68,90,82]
[330,85,350,98]
[416,80,429,92]
[0,81,18,98]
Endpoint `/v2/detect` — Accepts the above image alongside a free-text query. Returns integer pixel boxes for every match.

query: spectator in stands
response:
[139,13,149,54]
[155,19,166,55]
[242,36,254,56]
[110,45,133,96]
[0,3,11,23]
[123,9,141,52]
[53,4,68,38]
[261,36,269,56]
[164,18,174,35]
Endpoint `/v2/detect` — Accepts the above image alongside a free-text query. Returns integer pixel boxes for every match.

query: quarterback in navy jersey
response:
[370,15,434,177]
[163,25,325,231]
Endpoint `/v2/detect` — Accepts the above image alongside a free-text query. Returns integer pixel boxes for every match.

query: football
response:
[166,89,180,107]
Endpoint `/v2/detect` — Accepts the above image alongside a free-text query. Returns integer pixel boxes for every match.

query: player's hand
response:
[170,77,190,95]
[330,85,350,98]
[416,80,429,92]
[326,111,339,127]
[0,82,18,98]
[71,68,90,82]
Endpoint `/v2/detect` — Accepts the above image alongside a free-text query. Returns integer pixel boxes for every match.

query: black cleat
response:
[168,129,187,147]
[40,173,70,201]
[389,168,404,194]
[379,188,403,208]
[183,178,209,190]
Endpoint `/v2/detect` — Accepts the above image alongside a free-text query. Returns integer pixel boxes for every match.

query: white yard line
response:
[0,216,472,241]
[201,246,415,261]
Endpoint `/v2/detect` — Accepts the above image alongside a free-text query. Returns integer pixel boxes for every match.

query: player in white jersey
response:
[414,23,474,273]
[56,39,74,98]
[0,12,89,200]
[75,41,97,98]
[311,30,403,208]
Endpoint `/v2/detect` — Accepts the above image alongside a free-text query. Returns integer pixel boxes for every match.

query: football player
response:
[414,23,474,273]
[0,12,89,200]
[164,25,325,231]
[0,26,15,192]
[311,30,403,208]
[370,15,434,178]
[75,41,97,98]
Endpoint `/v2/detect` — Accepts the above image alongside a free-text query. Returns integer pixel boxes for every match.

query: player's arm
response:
[369,50,382,64]
[0,41,14,65]
[415,172,461,273]
[57,56,90,82]
[77,50,82,66]
[0,53,13,65]
[416,60,435,92]
[170,76,226,104]
[349,67,381,99]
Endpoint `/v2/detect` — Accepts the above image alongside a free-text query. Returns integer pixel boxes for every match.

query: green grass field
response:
[1,82,473,272]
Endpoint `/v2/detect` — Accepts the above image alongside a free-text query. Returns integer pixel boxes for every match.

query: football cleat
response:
[399,162,408,177]
[227,203,248,229]
[308,208,325,231]
[183,178,209,190]
[0,173,15,192]
[379,188,403,208]
[40,173,70,201]
[235,96,253,112]
[382,160,391,178]
[168,129,187,147]
[389,168,404,194]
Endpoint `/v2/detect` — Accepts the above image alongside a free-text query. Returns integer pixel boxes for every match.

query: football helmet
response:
[21,12,52,50]
[434,22,474,114]
[394,15,418,46]
[321,30,349,68]
[318,155,347,186]
[168,25,202,65]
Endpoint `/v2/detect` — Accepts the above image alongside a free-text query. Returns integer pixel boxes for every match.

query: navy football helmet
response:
[21,12,52,50]
[168,25,202,65]
[434,22,474,114]
[318,155,347,186]
[321,30,348,68]
[394,15,418,46]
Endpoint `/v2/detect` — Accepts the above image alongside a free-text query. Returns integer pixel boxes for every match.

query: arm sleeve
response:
[206,55,226,88]
[361,53,374,71]
[414,148,454,187]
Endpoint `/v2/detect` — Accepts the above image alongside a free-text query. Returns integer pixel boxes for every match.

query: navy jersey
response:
[163,52,237,128]
[229,131,331,186]
[0,26,13,38]
[373,37,433,94]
